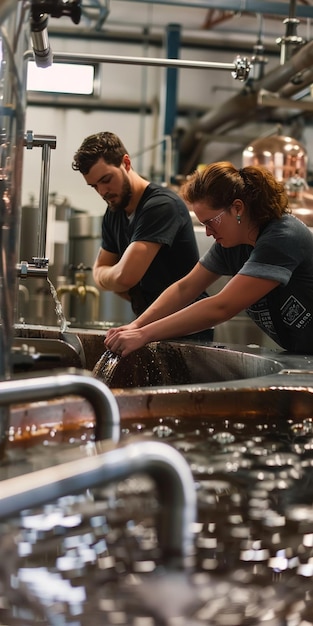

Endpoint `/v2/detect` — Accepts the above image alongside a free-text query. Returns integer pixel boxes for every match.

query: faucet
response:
[57,264,100,320]
[16,257,49,279]
[16,132,57,281]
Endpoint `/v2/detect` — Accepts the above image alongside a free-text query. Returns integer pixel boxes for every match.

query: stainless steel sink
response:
[92,341,284,387]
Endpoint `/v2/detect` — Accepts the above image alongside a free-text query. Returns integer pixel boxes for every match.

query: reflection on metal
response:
[12,336,84,371]
[0,439,196,566]
[0,0,27,448]
[242,132,313,222]
[242,134,307,183]
[0,369,120,442]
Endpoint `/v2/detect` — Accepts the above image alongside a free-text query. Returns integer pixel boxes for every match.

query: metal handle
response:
[0,439,196,566]
[0,369,120,442]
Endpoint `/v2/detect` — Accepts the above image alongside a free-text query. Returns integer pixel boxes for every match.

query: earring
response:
[236,214,241,224]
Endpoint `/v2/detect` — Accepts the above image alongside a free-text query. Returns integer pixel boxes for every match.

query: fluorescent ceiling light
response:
[27,61,95,95]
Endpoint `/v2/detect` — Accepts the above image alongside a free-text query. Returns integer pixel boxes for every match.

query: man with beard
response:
[72,131,213,338]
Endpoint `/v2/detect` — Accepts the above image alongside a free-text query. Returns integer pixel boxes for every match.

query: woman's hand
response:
[105,324,131,342]
[104,326,147,357]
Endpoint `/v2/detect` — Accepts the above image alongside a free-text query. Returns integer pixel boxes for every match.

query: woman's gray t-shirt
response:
[200,214,313,353]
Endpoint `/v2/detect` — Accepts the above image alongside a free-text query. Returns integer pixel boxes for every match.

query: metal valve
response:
[231,55,251,81]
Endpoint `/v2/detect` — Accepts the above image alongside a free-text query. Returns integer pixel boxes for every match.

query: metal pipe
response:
[23,132,57,262]
[38,142,51,259]
[0,439,196,565]
[116,0,313,18]
[30,12,53,68]
[23,48,248,76]
[0,370,120,442]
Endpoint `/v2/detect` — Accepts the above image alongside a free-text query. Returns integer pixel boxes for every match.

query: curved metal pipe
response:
[0,439,196,566]
[0,369,120,442]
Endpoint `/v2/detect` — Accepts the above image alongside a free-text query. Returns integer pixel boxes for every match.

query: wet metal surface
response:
[92,342,284,387]
[4,332,313,624]
[2,405,313,624]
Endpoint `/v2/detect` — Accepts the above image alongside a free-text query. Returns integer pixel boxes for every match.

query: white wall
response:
[22,36,250,213]
[23,107,153,213]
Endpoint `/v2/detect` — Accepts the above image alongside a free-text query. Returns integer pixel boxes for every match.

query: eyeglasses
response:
[200,209,225,228]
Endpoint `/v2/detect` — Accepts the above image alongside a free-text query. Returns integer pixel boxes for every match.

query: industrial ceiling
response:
[44,0,313,175]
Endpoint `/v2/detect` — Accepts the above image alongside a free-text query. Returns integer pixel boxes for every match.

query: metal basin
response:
[14,325,286,382]
[92,341,283,387]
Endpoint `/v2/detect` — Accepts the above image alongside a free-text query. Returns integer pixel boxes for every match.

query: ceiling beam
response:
[118,0,313,19]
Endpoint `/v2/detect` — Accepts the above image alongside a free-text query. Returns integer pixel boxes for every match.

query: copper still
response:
[242,134,313,226]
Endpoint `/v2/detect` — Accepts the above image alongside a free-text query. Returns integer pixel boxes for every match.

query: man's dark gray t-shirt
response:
[101,182,207,315]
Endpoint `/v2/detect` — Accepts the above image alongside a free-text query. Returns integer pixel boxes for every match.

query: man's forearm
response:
[93,265,129,293]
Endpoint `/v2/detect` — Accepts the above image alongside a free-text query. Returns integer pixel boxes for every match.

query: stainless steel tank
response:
[0,0,28,448]
[18,195,73,325]
[68,213,134,327]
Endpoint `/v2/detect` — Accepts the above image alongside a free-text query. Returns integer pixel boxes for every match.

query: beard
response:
[105,171,132,213]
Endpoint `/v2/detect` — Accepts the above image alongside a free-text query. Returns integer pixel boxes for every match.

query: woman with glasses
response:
[105,161,313,356]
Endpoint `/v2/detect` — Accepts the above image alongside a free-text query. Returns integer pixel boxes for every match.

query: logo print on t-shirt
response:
[281,295,306,326]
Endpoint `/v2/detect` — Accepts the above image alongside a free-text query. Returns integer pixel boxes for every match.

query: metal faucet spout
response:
[16,259,49,278]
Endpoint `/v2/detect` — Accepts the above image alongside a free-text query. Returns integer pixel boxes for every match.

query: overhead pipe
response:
[117,0,313,19]
[24,48,250,79]
[179,39,313,174]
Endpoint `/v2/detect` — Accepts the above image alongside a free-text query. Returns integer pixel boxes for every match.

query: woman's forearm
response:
[140,297,220,342]
[131,280,196,329]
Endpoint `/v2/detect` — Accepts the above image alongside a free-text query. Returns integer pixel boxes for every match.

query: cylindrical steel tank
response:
[18,195,73,325]
[0,0,29,449]
[68,214,135,327]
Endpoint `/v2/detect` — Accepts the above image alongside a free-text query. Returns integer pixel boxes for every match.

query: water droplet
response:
[212,432,236,444]
[152,425,174,438]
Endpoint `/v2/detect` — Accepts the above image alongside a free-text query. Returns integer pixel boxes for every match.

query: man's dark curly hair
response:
[72,131,128,175]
